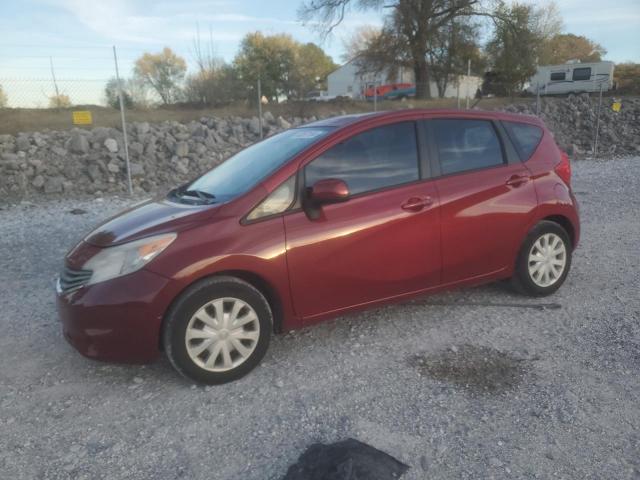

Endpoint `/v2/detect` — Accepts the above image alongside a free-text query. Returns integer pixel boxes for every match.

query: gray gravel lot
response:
[1,157,639,480]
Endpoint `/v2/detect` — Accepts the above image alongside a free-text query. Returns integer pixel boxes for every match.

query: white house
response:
[327,59,482,99]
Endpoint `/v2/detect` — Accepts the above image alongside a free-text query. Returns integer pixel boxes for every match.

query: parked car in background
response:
[364,83,413,100]
[304,90,346,102]
[57,110,579,385]
[383,85,416,100]
[526,61,615,95]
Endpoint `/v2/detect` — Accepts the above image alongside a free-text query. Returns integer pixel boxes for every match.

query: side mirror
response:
[309,178,350,205]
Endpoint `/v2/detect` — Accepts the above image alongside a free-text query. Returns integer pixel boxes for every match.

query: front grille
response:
[58,266,93,293]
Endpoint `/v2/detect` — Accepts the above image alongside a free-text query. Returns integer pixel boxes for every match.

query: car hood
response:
[84,198,220,247]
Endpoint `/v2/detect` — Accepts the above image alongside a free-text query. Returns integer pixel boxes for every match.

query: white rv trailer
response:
[526,61,615,95]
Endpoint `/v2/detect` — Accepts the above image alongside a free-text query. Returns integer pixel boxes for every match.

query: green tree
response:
[133,47,187,104]
[104,78,134,109]
[539,34,606,65]
[486,2,544,96]
[234,32,299,102]
[291,43,337,97]
[0,85,7,108]
[234,32,336,101]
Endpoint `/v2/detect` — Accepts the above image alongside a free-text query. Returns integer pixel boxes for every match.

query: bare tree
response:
[300,0,496,99]
[341,25,383,62]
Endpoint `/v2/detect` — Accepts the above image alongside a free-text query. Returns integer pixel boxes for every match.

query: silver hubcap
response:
[185,297,260,372]
[528,233,567,287]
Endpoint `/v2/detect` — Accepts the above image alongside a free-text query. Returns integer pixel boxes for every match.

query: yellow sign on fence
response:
[612,101,622,113]
[72,110,93,125]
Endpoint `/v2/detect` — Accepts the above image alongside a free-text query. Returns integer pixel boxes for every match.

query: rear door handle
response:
[506,174,530,187]
[401,196,433,212]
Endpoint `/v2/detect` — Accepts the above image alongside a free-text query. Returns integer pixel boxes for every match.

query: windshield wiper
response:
[170,187,217,205]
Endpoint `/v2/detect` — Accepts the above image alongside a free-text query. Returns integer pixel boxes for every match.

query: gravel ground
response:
[1,157,639,480]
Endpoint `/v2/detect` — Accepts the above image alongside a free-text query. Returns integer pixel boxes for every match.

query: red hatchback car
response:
[57,110,579,384]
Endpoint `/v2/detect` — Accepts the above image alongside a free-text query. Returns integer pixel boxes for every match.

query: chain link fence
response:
[0,78,112,108]
[0,45,626,174]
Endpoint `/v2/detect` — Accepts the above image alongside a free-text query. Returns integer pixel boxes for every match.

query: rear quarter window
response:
[503,121,543,161]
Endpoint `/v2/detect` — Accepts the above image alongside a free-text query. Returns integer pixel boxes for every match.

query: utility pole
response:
[112,45,133,196]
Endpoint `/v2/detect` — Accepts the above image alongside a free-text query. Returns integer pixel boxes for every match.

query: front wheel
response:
[163,276,272,384]
[511,221,572,296]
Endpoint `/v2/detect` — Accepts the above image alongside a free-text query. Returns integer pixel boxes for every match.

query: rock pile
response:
[1,96,638,201]
[502,94,640,159]
[0,112,311,200]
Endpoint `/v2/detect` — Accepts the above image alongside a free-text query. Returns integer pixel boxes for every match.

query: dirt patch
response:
[409,344,531,394]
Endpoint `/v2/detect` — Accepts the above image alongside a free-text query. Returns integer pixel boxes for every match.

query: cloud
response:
[45,0,168,43]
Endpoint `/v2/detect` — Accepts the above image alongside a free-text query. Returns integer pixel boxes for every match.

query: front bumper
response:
[56,269,175,363]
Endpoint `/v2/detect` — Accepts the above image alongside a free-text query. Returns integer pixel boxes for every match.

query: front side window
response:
[305,122,420,195]
[184,127,332,202]
[431,119,504,175]
[572,67,591,81]
[550,72,566,81]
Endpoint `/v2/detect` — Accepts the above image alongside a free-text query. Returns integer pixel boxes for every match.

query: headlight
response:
[83,233,176,286]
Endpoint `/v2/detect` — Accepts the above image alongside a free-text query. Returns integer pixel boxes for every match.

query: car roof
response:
[304,109,544,129]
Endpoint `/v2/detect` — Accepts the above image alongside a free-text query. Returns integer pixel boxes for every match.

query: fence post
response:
[49,57,60,109]
[536,82,540,116]
[112,46,133,196]
[456,79,460,109]
[257,76,263,140]
[593,83,603,160]
[465,59,471,109]
[373,81,377,112]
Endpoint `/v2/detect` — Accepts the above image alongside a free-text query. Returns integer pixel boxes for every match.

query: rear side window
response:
[550,72,565,81]
[503,121,543,160]
[305,122,419,195]
[572,67,591,81]
[431,119,504,175]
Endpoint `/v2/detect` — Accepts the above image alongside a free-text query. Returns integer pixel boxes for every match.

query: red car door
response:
[427,117,538,284]
[284,121,441,322]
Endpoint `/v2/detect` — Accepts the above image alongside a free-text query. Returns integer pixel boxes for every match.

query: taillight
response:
[555,151,571,187]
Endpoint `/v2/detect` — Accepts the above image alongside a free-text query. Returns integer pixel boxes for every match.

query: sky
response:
[0,0,638,106]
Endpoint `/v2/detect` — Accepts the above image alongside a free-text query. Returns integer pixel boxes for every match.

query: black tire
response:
[511,221,572,297]
[162,276,272,385]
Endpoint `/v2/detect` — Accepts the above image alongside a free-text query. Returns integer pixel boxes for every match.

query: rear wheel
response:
[163,276,272,384]
[511,221,572,296]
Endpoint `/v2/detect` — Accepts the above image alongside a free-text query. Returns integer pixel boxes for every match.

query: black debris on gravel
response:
[282,438,409,480]
[68,208,87,215]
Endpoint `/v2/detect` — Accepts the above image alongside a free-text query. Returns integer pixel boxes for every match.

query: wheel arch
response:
[214,270,285,334]
[541,214,576,248]
[158,270,286,352]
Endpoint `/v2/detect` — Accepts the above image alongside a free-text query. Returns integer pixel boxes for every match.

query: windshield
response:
[181,127,333,202]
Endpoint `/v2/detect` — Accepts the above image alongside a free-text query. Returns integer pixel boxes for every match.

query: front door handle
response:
[506,174,530,187]
[401,196,433,212]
